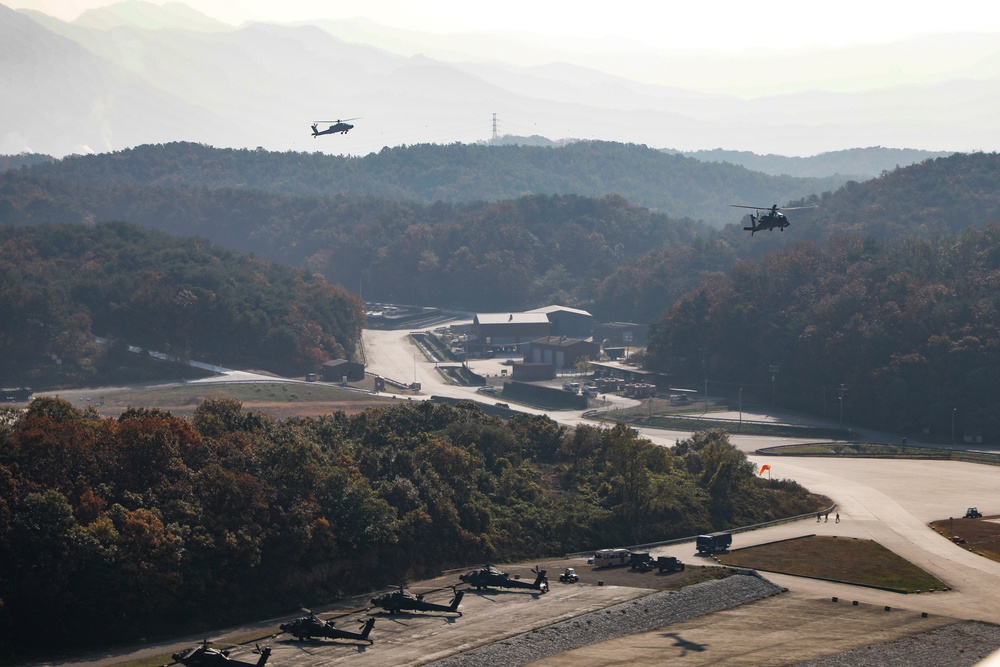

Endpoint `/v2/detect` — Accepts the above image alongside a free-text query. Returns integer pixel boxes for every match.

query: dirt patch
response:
[715,535,947,592]
[40,383,400,420]
[930,515,1000,564]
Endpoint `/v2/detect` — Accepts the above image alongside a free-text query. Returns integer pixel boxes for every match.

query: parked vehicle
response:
[656,556,686,573]
[629,552,654,571]
[593,548,631,567]
[562,381,580,392]
[965,507,983,518]
[696,532,732,555]
[1,387,32,402]
[559,567,579,583]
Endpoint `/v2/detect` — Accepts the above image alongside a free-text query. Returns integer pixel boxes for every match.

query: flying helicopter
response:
[369,585,464,615]
[279,609,376,643]
[171,642,271,667]
[730,203,818,235]
[459,564,549,593]
[310,118,360,137]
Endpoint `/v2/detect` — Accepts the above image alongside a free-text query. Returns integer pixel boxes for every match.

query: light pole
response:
[952,408,956,445]
[738,387,743,432]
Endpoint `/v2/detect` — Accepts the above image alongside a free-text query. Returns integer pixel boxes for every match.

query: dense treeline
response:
[647,225,1000,438]
[0,396,819,654]
[0,223,363,386]
[5,151,997,324]
[716,152,1000,250]
[6,141,840,226]
[0,173,710,312]
[602,152,1000,327]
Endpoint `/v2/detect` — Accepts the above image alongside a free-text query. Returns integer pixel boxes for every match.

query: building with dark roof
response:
[527,305,594,339]
[471,312,551,354]
[321,359,365,382]
[523,336,600,372]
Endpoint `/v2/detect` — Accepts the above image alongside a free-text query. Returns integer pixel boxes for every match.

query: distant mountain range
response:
[3,1,999,158]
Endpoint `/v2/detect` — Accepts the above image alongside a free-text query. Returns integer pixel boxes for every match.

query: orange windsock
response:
[759,464,771,476]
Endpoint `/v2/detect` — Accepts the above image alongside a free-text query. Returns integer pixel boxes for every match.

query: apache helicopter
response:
[280,609,376,643]
[369,585,464,615]
[731,203,817,235]
[310,118,360,137]
[171,642,271,667]
[459,564,549,593]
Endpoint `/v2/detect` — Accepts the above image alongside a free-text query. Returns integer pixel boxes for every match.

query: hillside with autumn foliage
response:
[0,222,363,387]
[0,397,819,655]
[647,225,1000,439]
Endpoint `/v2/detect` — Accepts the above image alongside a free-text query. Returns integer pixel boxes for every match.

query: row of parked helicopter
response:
[169,564,549,666]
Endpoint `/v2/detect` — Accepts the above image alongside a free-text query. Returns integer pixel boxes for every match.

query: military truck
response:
[629,552,654,571]
[696,532,732,555]
[656,556,686,573]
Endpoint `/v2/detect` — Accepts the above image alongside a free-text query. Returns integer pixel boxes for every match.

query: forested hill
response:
[2,151,998,324]
[0,173,712,313]
[717,152,1000,248]
[647,223,1000,440]
[6,141,845,227]
[675,146,952,179]
[585,152,1000,323]
[0,397,819,653]
[0,223,364,388]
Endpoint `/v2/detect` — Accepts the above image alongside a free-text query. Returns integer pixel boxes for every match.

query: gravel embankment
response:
[426,571,783,667]
[797,621,1000,667]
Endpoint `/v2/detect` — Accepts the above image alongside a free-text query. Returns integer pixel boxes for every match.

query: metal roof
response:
[475,313,550,325]
[527,305,593,317]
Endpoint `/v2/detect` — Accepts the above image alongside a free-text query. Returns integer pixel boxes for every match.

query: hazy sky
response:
[12,0,1000,51]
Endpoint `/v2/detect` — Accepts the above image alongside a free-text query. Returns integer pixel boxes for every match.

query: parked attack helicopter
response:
[171,642,271,667]
[369,585,464,614]
[311,118,360,137]
[280,609,376,643]
[459,564,549,593]
[731,204,817,235]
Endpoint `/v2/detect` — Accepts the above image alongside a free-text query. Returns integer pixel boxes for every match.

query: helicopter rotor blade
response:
[313,117,362,123]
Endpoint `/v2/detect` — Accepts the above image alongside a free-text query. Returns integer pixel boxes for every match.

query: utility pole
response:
[769,365,779,408]
[838,384,847,430]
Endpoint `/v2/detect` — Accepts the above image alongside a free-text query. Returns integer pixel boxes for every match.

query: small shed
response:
[321,359,365,383]
[511,362,557,381]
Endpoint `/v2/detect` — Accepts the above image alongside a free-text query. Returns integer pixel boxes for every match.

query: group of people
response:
[818,511,841,523]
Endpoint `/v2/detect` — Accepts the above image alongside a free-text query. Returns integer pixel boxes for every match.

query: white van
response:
[562,381,580,392]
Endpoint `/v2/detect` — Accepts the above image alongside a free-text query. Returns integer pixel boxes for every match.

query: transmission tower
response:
[492,113,498,142]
